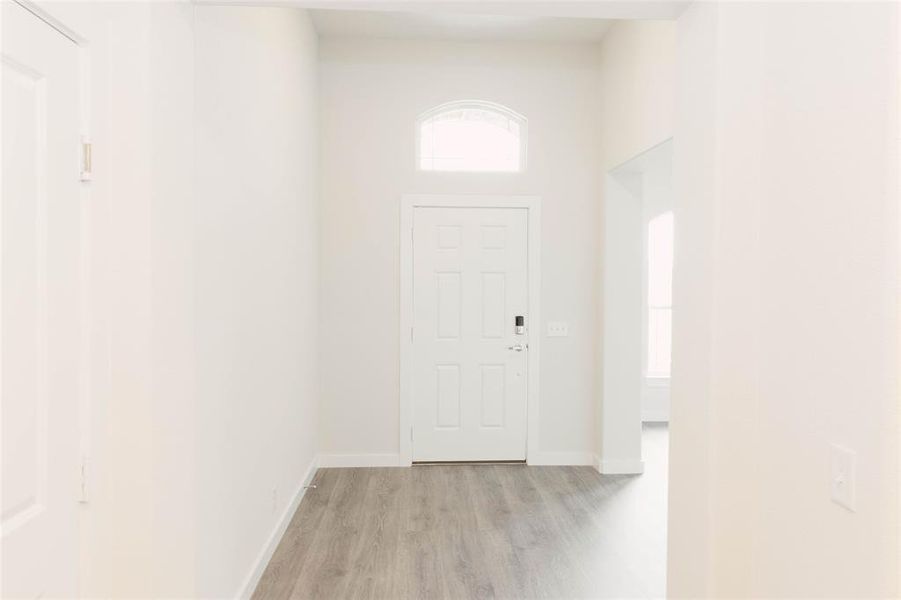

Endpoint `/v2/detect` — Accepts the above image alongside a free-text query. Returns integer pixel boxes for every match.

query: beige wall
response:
[34,2,198,596]
[670,2,900,597]
[597,20,676,171]
[31,4,320,597]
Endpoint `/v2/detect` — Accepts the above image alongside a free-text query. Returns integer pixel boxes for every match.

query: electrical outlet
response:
[830,444,856,512]
[547,321,569,337]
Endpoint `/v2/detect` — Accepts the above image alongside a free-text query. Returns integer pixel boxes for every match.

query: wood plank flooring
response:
[253,424,667,600]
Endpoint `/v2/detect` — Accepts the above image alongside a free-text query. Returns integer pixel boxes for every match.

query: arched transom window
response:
[418,101,527,172]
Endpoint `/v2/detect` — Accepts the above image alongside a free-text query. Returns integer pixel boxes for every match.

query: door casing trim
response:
[399,194,542,466]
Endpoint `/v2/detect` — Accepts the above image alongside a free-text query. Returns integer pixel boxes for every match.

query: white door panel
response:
[412,207,528,461]
[2,2,82,597]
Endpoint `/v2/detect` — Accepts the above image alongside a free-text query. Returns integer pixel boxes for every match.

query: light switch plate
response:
[830,444,856,512]
[547,322,569,337]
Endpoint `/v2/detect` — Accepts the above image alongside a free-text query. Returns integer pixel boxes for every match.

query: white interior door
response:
[412,206,529,461]
[2,2,83,597]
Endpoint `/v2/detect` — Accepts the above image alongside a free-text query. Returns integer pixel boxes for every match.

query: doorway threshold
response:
[412,460,527,466]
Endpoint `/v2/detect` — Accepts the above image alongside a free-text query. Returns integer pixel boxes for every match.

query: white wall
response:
[148,3,198,594]
[194,6,320,597]
[669,2,900,597]
[600,140,673,473]
[32,3,320,597]
[33,4,320,598]
[34,3,198,596]
[319,38,603,464]
[601,170,645,472]
[596,20,676,470]
[639,146,673,423]
[603,139,673,455]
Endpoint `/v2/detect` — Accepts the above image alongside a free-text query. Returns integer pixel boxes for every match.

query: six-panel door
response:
[412,207,529,461]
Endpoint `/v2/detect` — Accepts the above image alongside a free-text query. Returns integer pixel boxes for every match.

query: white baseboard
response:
[318,452,602,468]
[595,456,645,475]
[317,453,401,468]
[528,451,595,466]
[642,410,670,423]
[235,455,319,600]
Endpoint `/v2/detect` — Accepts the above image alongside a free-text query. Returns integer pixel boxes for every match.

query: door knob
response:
[507,344,525,352]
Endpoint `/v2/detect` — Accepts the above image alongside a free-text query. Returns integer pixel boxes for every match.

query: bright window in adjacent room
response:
[418,101,526,172]
[647,211,674,378]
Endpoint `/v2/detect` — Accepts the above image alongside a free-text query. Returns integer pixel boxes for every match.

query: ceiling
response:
[309,9,615,43]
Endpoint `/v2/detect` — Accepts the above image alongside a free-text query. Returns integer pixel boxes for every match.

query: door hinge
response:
[410,326,414,342]
[80,136,92,182]
[78,456,90,503]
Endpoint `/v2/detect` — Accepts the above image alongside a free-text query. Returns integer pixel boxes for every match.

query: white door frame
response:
[399,194,541,466]
[2,3,91,596]
[13,0,93,476]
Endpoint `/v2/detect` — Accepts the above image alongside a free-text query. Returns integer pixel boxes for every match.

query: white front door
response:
[412,206,529,461]
[2,2,83,597]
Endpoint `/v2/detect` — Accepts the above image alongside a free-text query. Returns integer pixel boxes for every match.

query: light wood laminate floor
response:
[253,424,668,600]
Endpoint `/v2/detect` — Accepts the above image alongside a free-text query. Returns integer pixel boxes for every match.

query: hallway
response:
[255,426,668,599]
[3,1,899,597]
